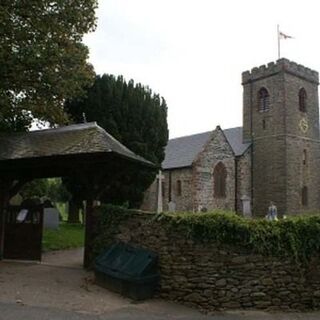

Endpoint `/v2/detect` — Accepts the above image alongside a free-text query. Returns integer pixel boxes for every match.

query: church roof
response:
[0,122,153,166]
[162,127,251,170]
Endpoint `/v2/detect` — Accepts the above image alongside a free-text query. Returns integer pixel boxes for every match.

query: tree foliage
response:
[19,178,70,202]
[0,0,97,132]
[64,74,169,207]
[93,205,320,265]
[20,179,50,199]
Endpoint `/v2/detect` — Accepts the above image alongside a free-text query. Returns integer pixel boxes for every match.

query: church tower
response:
[242,58,320,216]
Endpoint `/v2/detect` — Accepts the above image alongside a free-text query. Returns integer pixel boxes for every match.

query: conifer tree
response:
[64,74,168,209]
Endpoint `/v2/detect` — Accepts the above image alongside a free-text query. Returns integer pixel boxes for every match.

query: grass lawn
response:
[42,222,85,251]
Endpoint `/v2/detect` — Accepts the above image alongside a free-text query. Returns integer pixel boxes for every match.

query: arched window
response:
[213,162,227,198]
[299,88,307,112]
[176,180,182,196]
[302,186,308,206]
[258,87,270,112]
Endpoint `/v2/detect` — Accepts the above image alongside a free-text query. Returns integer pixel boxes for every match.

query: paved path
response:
[1,301,320,320]
[0,248,319,320]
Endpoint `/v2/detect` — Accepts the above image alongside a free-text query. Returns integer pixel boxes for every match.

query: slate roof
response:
[0,122,153,166]
[162,127,251,170]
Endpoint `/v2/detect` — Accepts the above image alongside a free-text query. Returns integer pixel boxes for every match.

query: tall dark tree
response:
[0,0,97,132]
[64,74,169,208]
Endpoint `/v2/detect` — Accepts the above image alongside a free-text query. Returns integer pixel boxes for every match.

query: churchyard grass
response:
[42,222,84,251]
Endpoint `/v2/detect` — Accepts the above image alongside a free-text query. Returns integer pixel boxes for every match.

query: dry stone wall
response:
[107,211,320,311]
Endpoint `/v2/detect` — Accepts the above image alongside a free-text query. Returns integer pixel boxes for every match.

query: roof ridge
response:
[169,130,213,141]
[169,126,243,141]
[162,126,250,170]
[29,122,98,134]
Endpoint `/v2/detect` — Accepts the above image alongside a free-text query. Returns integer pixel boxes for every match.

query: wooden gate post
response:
[84,196,94,268]
[0,180,10,260]
[82,171,102,269]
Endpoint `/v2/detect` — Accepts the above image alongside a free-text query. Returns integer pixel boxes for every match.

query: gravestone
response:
[241,195,251,218]
[168,201,176,212]
[43,200,60,229]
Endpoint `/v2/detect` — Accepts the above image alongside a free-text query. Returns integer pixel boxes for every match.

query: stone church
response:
[142,58,320,217]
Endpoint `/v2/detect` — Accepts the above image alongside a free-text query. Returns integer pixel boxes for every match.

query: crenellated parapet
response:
[242,58,319,84]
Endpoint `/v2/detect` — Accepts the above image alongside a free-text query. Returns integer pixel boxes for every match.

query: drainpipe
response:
[234,157,238,213]
[249,79,254,215]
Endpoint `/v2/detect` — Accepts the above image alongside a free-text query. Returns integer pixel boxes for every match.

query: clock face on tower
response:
[299,118,309,133]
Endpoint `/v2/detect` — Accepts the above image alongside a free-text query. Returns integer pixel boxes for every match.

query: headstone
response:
[43,200,60,229]
[241,195,251,218]
[168,201,176,212]
[156,170,164,213]
[16,209,28,222]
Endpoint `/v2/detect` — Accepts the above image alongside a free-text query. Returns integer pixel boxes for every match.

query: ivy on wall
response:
[93,205,320,264]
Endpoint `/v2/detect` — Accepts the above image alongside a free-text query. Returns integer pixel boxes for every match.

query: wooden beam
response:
[0,179,12,259]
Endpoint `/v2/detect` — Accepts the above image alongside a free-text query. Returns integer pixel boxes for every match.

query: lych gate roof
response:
[0,122,152,166]
[162,127,251,170]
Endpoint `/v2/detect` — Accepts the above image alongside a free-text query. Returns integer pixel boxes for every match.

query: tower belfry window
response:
[299,88,307,112]
[258,88,270,112]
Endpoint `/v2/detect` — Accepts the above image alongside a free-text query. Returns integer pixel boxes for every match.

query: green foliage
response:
[163,212,320,262]
[91,205,133,257]
[64,75,169,207]
[93,205,320,264]
[42,222,84,251]
[19,178,70,202]
[20,178,50,199]
[0,0,97,131]
[47,179,71,203]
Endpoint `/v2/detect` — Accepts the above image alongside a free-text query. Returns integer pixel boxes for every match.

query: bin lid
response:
[95,243,158,279]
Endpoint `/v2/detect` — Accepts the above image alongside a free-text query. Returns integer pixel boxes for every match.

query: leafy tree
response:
[47,178,70,203]
[64,74,169,208]
[20,179,50,199]
[0,0,97,132]
[19,178,70,203]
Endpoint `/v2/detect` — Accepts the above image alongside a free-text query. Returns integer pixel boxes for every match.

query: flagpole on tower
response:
[277,26,293,60]
[277,24,280,60]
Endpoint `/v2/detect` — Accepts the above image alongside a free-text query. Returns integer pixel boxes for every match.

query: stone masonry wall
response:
[141,168,194,212]
[142,127,239,213]
[109,211,320,311]
[193,128,236,211]
[140,178,158,212]
[236,149,251,213]
[242,58,320,217]
[167,168,194,211]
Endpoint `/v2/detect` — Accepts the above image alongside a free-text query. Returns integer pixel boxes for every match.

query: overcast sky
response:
[84,0,320,139]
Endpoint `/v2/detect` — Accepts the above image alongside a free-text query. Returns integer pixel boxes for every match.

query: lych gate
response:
[0,122,154,267]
